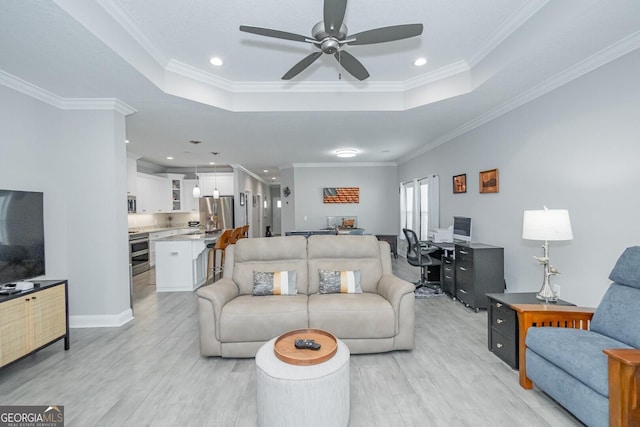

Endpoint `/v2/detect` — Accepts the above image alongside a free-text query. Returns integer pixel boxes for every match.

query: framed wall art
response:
[322,187,360,204]
[453,174,467,194]
[479,168,499,193]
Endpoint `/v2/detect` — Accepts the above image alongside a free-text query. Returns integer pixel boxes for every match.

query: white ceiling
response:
[1,1,639,183]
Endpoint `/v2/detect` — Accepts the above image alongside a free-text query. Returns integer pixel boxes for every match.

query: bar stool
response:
[205,229,233,285]
[229,226,244,244]
[241,224,249,238]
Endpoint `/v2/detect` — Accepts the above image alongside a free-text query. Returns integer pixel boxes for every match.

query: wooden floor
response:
[0,259,584,427]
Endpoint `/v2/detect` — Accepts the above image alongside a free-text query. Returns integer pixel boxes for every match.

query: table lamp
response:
[522,206,573,302]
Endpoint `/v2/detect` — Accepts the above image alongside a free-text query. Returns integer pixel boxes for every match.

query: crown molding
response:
[400,30,640,164]
[0,69,136,115]
[468,0,550,68]
[230,163,268,184]
[97,0,168,66]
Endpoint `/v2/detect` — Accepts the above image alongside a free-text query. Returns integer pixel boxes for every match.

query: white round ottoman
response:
[255,336,350,427]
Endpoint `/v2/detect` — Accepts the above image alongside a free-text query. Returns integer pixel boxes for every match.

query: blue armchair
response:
[513,246,640,427]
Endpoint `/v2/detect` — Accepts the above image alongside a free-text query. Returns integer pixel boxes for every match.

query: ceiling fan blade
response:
[324,0,348,35]
[239,25,309,43]
[282,52,323,80]
[349,23,423,45]
[334,51,370,81]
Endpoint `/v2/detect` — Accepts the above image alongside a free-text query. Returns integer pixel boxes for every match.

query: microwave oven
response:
[127,195,137,213]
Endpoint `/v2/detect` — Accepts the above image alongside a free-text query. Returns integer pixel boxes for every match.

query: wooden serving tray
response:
[274,329,338,366]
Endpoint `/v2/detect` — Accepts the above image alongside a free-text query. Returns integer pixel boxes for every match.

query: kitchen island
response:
[154,231,221,292]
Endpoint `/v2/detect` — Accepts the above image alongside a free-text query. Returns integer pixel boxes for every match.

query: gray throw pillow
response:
[253,271,297,296]
[318,269,362,294]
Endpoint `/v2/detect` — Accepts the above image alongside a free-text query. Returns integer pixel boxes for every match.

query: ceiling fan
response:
[239,0,423,81]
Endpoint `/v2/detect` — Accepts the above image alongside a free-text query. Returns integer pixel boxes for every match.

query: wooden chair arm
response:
[511,304,596,389]
[604,348,640,427]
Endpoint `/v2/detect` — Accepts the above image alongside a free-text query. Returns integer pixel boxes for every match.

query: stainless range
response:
[129,232,150,276]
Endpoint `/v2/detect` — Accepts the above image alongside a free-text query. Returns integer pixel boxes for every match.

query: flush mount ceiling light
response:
[209,57,223,66]
[414,57,428,66]
[166,156,174,160]
[336,149,358,158]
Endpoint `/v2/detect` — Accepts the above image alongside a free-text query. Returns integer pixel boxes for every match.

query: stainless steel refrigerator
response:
[199,196,234,232]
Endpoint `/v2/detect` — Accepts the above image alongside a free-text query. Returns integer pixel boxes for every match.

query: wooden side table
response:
[485,292,574,369]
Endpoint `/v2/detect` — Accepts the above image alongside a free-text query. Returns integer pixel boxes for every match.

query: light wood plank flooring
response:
[0,259,584,426]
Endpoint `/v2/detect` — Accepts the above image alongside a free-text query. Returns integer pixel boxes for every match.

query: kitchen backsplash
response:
[128,212,199,231]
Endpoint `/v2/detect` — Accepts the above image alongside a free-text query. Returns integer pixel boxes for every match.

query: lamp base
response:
[536,281,557,303]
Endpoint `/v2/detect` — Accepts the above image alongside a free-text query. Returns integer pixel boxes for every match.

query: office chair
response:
[402,228,442,292]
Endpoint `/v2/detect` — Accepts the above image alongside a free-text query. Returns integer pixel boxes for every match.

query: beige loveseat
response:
[197,234,415,358]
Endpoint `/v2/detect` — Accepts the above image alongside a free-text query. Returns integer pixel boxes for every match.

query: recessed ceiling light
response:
[210,57,223,66]
[336,149,358,158]
[271,177,276,180]
[414,57,428,66]
[264,169,269,173]
[209,162,215,165]
[166,156,174,160]
[125,139,130,144]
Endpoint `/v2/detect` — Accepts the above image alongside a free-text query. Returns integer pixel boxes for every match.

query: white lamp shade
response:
[192,184,201,198]
[522,209,573,241]
[213,188,220,199]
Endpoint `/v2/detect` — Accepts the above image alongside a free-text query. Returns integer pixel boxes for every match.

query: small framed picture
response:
[239,192,245,206]
[479,168,499,193]
[453,174,467,194]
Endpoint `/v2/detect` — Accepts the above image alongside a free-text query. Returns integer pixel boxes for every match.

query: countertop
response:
[154,231,221,242]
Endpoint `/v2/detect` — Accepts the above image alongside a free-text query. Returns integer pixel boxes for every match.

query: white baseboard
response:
[69,308,134,328]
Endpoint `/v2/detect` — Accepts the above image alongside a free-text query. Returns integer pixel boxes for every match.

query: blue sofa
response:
[514,246,640,427]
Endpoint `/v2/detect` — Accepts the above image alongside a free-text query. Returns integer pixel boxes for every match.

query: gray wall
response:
[0,84,131,326]
[400,49,640,307]
[286,164,400,235]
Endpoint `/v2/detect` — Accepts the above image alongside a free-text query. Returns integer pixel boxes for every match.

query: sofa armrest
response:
[196,278,239,338]
[377,274,415,334]
[604,348,640,427]
[511,304,596,389]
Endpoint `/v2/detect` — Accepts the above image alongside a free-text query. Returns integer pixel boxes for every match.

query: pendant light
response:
[192,164,201,198]
[213,163,220,199]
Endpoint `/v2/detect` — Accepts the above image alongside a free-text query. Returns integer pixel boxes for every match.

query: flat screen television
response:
[0,189,45,285]
[453,216,472,243]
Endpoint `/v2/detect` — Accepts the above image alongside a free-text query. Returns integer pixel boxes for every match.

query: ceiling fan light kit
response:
[239,0,423,81]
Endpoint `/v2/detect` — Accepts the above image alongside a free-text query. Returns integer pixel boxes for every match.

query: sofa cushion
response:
[232,236,309,295]
[526,327,633,397]
[318,269,362,294]
[608,246,640,289]
[590,283,640,348]
[308,293,395,338]
[307,235,383,294]
[220,294,308,342]
[253,271,297,296]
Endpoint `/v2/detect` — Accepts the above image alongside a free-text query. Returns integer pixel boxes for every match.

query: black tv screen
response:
[0,189,45,285]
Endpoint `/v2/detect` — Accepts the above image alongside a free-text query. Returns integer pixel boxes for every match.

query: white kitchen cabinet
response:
[149,228,192,266]
[126,156,138,196]
[155,239,208,292]
[198,172,234,197]
[136,173,170,213]
[182,179,200,213]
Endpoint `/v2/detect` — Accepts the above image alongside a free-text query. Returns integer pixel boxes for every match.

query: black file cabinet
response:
[486,293,574,369]
[454,243,504,311]
[440,255,455,296]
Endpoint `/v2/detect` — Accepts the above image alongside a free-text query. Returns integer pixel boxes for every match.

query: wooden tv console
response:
[0,280,69,368]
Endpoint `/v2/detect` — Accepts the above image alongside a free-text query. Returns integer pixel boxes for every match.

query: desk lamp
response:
[522,207,573,302]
